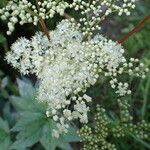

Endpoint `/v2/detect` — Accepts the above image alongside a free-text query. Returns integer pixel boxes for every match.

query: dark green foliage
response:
[0,117,11,150]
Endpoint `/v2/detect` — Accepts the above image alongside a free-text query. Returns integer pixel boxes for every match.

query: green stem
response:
[141,73,150,119]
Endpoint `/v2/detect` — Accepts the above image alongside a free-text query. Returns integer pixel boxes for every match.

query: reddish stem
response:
[118,15,150,44]
[39,20,50,41]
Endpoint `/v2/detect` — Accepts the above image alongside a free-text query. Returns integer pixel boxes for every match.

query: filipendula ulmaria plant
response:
[79,99,150,150]
[0,0,149,148]
[10,78,79,150]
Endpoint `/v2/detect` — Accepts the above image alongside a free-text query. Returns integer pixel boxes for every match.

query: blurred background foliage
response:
[0,0,150,150]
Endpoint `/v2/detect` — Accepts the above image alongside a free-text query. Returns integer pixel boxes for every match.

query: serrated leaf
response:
[40,120,57,150]
[3,102,16,127]
[11,95,46,113]
[0,118,11,150]
[16,78,35,98]
[11,79,46,113]
[62,127,80,143]
[40,121,79,150]
[10,129,42,150]
[11,112,45,132]
[11,79,80,150]
[11,96,32,111]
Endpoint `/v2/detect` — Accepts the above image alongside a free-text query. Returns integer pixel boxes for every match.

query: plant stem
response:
[118,15,150,44]
[141,73,150,119]
[39,19,50,41]
[64,12,72,20]
[34,0,50,41]
[26,8,50,40]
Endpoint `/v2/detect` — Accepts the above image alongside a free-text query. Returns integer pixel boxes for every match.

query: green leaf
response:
[1,76,9,88]
[11,78,46,113]
[0,118,11,150]
[16,78,35,98]
[0,34,6,44]
[3,102,16,127]
[40,120,80,150]
[10,79,80,150]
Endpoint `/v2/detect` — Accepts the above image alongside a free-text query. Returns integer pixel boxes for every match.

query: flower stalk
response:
[118,15,150,44]
[39,19,50,41]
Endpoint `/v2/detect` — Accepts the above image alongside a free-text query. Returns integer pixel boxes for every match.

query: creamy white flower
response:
[0,0,136,35]
[0,0,70,34]
[6,19,148,138]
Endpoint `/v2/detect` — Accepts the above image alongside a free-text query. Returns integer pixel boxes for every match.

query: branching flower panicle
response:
[6,19,149,138]
[0,0,136,35]
[70,0,136,36]
[0,0,70,35]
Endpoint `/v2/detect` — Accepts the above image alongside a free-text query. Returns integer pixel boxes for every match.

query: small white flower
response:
[83,94,92,102]
[6,19,148,137]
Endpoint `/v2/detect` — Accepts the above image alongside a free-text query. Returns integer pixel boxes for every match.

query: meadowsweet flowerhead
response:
[6,18,149,138]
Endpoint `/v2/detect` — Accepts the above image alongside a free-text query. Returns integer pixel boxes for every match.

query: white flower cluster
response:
[107,58,149,96]
[6,19,148,137]
[0,0,136,35]
[109,57,149,97]
[70,0,136,35]
[6,20,148,138]
[0,0,69,35]
[110,79,131,96]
